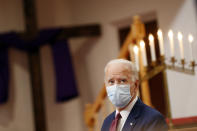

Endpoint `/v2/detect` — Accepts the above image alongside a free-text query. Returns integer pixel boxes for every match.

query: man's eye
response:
[109,80,114,84]
[120,79,127,83]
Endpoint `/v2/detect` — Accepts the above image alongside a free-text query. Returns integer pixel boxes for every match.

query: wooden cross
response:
[21,0,101,131]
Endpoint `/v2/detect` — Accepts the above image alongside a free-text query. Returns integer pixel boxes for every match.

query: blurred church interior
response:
[0,0,197,131]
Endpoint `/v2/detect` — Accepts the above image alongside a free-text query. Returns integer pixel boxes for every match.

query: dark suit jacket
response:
[101,98,168,131]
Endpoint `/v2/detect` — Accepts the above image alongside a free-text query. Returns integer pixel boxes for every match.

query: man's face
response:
[105,63,137,95]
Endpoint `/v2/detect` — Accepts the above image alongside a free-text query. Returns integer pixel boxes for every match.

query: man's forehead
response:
[107,74,129,80]
[105,64,131,79]
[107,69,130,76]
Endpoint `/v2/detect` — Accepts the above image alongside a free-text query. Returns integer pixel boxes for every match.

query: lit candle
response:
[133,45,139,71]
[140,40,147,67]
[188,34,194,61]
[157,29,165,56]
[177,32,184,59]
[168,30,175,57]
[149,34,156,62]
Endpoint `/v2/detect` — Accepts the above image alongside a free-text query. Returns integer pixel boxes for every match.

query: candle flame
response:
[168,30,173,38]
[149,34,154,41]
[157,29,162,37]
[133,45,139,54]
[177,32,183,40]
[140,40,145,48]
[188,34,194,43]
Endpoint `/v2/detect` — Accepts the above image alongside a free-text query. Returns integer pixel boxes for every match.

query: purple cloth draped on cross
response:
[0,29,78,104]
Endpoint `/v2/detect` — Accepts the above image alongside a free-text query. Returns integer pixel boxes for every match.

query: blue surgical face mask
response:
[106,84,132,108]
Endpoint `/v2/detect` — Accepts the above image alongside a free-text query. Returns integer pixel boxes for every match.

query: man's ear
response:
[134,80,139,90]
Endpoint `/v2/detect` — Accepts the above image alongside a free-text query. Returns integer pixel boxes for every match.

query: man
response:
[101,59,168,131]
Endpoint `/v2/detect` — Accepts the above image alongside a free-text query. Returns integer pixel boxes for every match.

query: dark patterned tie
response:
[109,113,122,131]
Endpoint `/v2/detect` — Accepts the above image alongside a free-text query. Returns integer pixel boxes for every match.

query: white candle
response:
[177,32,184,59]
[149,34,156,62]
[140,40,148,67]
[168,30,175,57]
[157,29,165,56]
[133,45,139,71]
[188,34,194,61]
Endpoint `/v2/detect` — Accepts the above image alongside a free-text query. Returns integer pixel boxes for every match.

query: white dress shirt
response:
[115,96,138,131]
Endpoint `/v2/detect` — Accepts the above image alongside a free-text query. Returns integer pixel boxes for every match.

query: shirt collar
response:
[115,96,138,120]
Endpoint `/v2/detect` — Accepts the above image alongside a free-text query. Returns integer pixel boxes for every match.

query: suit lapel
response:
[107,111,116,130]
[122,98,143,131]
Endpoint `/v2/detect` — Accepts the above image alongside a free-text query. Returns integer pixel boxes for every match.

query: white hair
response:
[104,59,139,82]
